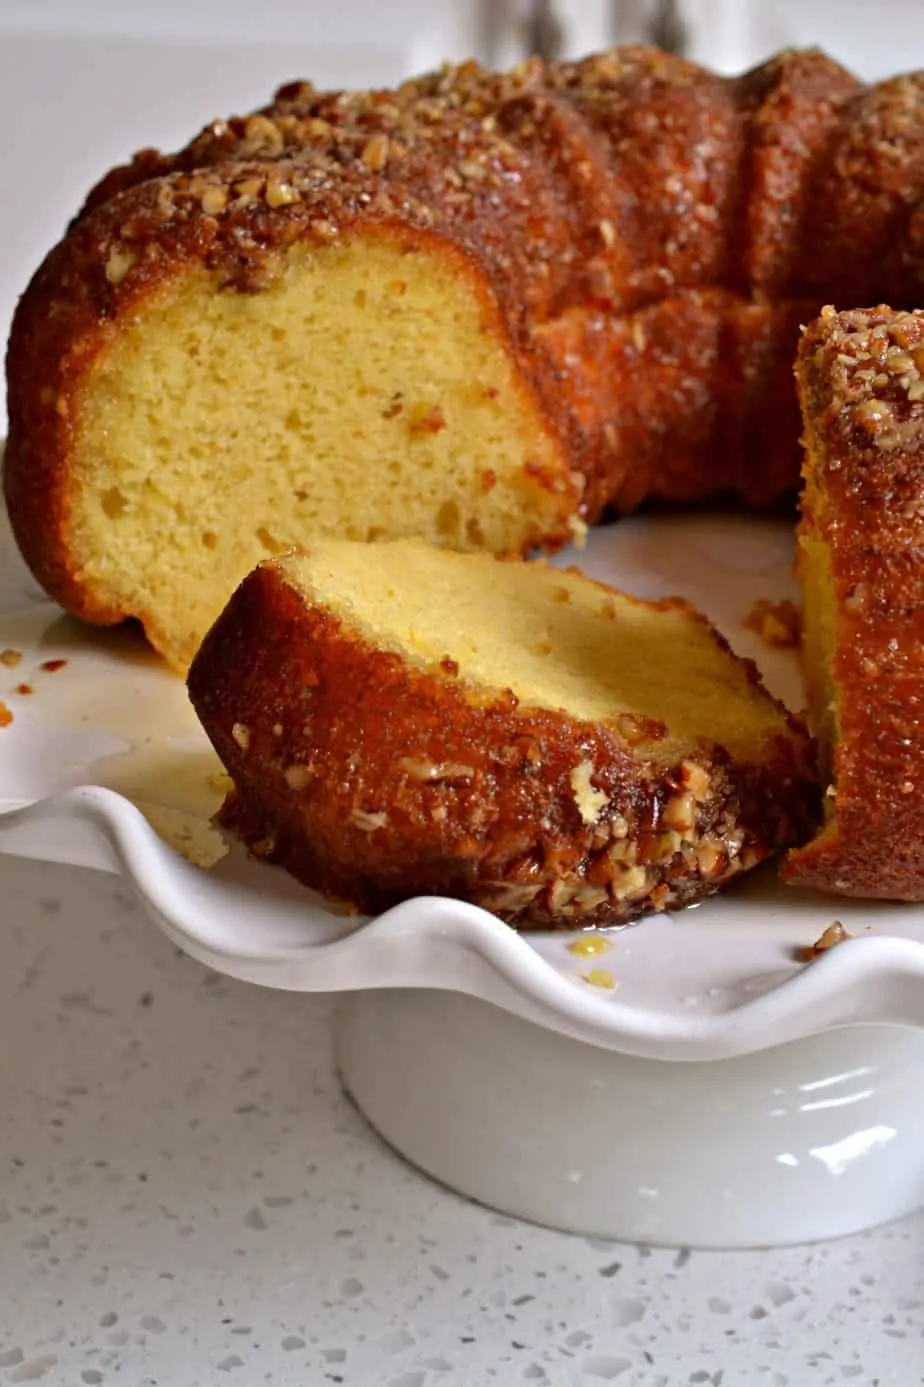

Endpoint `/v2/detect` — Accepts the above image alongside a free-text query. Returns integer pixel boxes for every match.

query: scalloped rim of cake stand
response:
[3,510,924,1063]
[3,784,924,1062]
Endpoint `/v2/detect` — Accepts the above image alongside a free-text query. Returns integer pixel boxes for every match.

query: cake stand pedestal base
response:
[335,988,924,1248]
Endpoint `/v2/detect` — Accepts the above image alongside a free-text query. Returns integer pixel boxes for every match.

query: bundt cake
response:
[186,538,817,928]
[783,305,924,900]
[10,45,924,668]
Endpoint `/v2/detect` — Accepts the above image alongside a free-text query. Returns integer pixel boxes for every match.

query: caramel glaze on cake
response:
[66,44,924,504]
[783,306,924,899]
[187,540,817,929]
[11,46,924,668]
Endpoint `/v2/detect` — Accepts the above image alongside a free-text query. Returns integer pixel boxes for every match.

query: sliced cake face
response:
[6,217,579,672]
[187,539,817,930]
[783,305,924,899]
[278,541,792,765]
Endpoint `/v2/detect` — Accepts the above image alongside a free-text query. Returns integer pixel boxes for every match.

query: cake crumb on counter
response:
[0,647,22,668]
[0,699,12,728]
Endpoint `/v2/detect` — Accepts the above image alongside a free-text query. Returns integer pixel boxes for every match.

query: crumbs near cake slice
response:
[0,648,22,668]
[801,920,852,961]
[207,769,235,796]
[0,699,12,728]
[744,599,801,648]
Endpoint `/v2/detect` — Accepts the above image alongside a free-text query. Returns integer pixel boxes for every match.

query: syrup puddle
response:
[0,604,230,868]
[73,742,230,870]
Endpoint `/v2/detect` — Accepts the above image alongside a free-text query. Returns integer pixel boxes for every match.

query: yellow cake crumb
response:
[744,598,802,648]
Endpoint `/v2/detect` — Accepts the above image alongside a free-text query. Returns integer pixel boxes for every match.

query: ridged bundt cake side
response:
[10,46,924,669]
[783,305,924,899]
[187,539,817,929]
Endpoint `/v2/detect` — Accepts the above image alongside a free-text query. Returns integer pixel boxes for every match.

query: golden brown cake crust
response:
[187,557,817,929]
[5,43,893,643]
[65,47,871,510]
[783,305,924,899]
[18,43,924,663]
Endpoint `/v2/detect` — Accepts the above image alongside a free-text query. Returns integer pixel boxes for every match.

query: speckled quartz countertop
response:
[2,853,921,1387]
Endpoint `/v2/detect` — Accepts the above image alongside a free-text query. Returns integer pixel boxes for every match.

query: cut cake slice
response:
[188,538,816,929]
[784,304,924,898]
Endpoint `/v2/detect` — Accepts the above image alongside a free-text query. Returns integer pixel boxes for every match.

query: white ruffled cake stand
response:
[2,509,923,1248]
